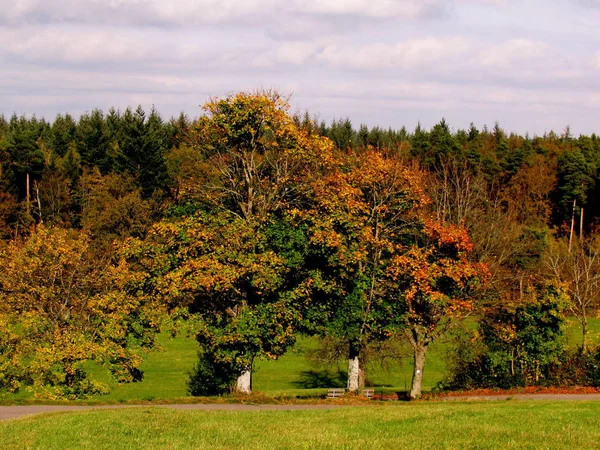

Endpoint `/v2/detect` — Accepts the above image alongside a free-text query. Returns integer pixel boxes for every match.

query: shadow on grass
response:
[292,370,347,389]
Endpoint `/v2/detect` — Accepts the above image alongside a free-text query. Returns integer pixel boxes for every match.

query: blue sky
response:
[1,0,599,135]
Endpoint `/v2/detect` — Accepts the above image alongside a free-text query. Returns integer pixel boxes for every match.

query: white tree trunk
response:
[409,344,427,399]
[347,355,360,392]
[236,368,252,394]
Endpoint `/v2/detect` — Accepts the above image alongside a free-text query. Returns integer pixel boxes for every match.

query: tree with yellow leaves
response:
[0,226,161,398]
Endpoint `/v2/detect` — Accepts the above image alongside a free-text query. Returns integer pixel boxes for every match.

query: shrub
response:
[441,289,567,390]
[187,351,239,396]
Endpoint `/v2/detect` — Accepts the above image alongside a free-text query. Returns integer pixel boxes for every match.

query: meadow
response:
[2,401,600,449]
[2,317,599,403]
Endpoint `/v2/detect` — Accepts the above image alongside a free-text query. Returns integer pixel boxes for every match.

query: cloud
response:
[573,0,600,8]
[1,0,600,136]
[276,41,324,65]
[317,37,471,70]
[0,0,465,27]
[0,27,161,64]
[295,0,449,19]
[478,39,547,68]
[0,0,279,26]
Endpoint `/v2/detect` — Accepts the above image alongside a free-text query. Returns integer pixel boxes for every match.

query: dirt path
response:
[0,404,342,421]
[4,394,600,421]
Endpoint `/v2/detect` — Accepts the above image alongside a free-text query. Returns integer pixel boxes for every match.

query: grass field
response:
[2,318,599,403]
[2,401,600,449]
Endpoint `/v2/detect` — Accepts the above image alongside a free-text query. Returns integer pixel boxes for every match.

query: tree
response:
[0,226,160,398]
[124,212,299,395]
[163,91,332,393]
[78,168,152,246]
[443,286,567,390]
[300,150,427,392]
[386,220,487,398]
[545,235,600,352]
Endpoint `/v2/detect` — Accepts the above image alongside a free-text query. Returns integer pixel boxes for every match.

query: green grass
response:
[2,317,599,403]
[2,402,600,449]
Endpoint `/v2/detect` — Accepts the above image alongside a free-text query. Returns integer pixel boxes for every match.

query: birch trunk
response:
[235,368,252,394]
[347,343,361,392]
[409,343,428,399]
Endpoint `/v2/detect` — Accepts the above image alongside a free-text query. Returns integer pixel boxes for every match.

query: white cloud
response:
[0,27,159,63]
[276,41,323,65]
[478,39,547,68]
[317,38,471,70]
[294,0,438,18]
[0,0,484,27]
[0,0,278,26]
[1,0,600,135]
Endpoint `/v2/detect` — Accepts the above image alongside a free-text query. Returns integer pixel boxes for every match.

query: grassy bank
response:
[2,402,600,449]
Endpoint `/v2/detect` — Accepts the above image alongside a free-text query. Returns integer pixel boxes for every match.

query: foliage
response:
[124,210,302,393]
[3,96,600,398]
[298,149,427,388]
[0,226,161,398]
[441,286,568,390]
[545,234,600,351]
[187,350,238,396]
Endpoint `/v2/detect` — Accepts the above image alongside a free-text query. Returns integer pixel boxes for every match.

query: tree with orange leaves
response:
[385,220,488,398]
[302,148,486,397]
[300,149,423,392]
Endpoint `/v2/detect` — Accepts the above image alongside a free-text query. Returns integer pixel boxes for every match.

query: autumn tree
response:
[155,91,333,393]
[0,226,161,398]
[78,168,152,247]
[386,220,487,398]
[124,211,307,394]
[300,150,427,392]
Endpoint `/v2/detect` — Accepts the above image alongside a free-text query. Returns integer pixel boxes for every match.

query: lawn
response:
[103,333,448,401]
[2,317,599,403]
[2,401,600,449]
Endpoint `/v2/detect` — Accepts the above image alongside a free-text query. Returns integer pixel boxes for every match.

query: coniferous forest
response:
[2,92,600,400]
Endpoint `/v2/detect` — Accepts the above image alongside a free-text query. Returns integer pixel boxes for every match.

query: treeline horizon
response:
[1,104,599,234]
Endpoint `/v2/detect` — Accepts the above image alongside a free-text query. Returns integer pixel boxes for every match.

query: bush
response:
[548,347,600,387]
[441,291,567,390]
[187,351,239,396]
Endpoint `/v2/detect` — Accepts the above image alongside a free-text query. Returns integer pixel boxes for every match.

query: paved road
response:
[3,395,600,421]
[0,404,342,421]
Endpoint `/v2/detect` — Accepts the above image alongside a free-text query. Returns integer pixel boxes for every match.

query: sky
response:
[1,0,600,135]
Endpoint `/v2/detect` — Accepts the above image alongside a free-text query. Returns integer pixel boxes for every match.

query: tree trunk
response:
[347,343,361,393]
[26,172,30,217]
[235,368,252,394]
[409,343,428,399]
[582,315,588,353]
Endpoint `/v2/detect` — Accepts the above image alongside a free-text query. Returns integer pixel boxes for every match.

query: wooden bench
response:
[327,388,375,399]
[327,388,346,398]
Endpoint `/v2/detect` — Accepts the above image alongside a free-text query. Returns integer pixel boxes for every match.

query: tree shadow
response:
[292,370,347,389]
